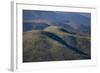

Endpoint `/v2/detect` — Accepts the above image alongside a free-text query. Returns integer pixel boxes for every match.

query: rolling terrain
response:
[23,10,91,62]
[23,10,91,34]
[23,26,90,62]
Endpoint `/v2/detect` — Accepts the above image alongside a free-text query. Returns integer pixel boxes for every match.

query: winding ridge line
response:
[42,31,89,57]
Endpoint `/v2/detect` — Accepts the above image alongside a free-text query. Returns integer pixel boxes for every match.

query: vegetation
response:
[23,26,91,62]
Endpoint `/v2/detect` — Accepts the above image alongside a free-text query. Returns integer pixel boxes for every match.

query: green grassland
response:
[23,26,91,62]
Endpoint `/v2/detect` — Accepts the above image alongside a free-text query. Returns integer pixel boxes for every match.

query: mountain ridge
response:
[23,26,90,62]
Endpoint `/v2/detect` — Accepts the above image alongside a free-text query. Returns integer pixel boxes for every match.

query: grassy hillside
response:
[23,26,91,62]
[44,26,90,55]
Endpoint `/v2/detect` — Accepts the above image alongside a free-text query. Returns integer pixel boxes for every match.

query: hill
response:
[23,26,90,62]
[23,10,91,34]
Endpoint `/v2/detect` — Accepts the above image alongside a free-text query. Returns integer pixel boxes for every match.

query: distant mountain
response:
[23,10,91,34]
[23,10,90,26]
[23,23,50,31]
[23,26,90,62]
